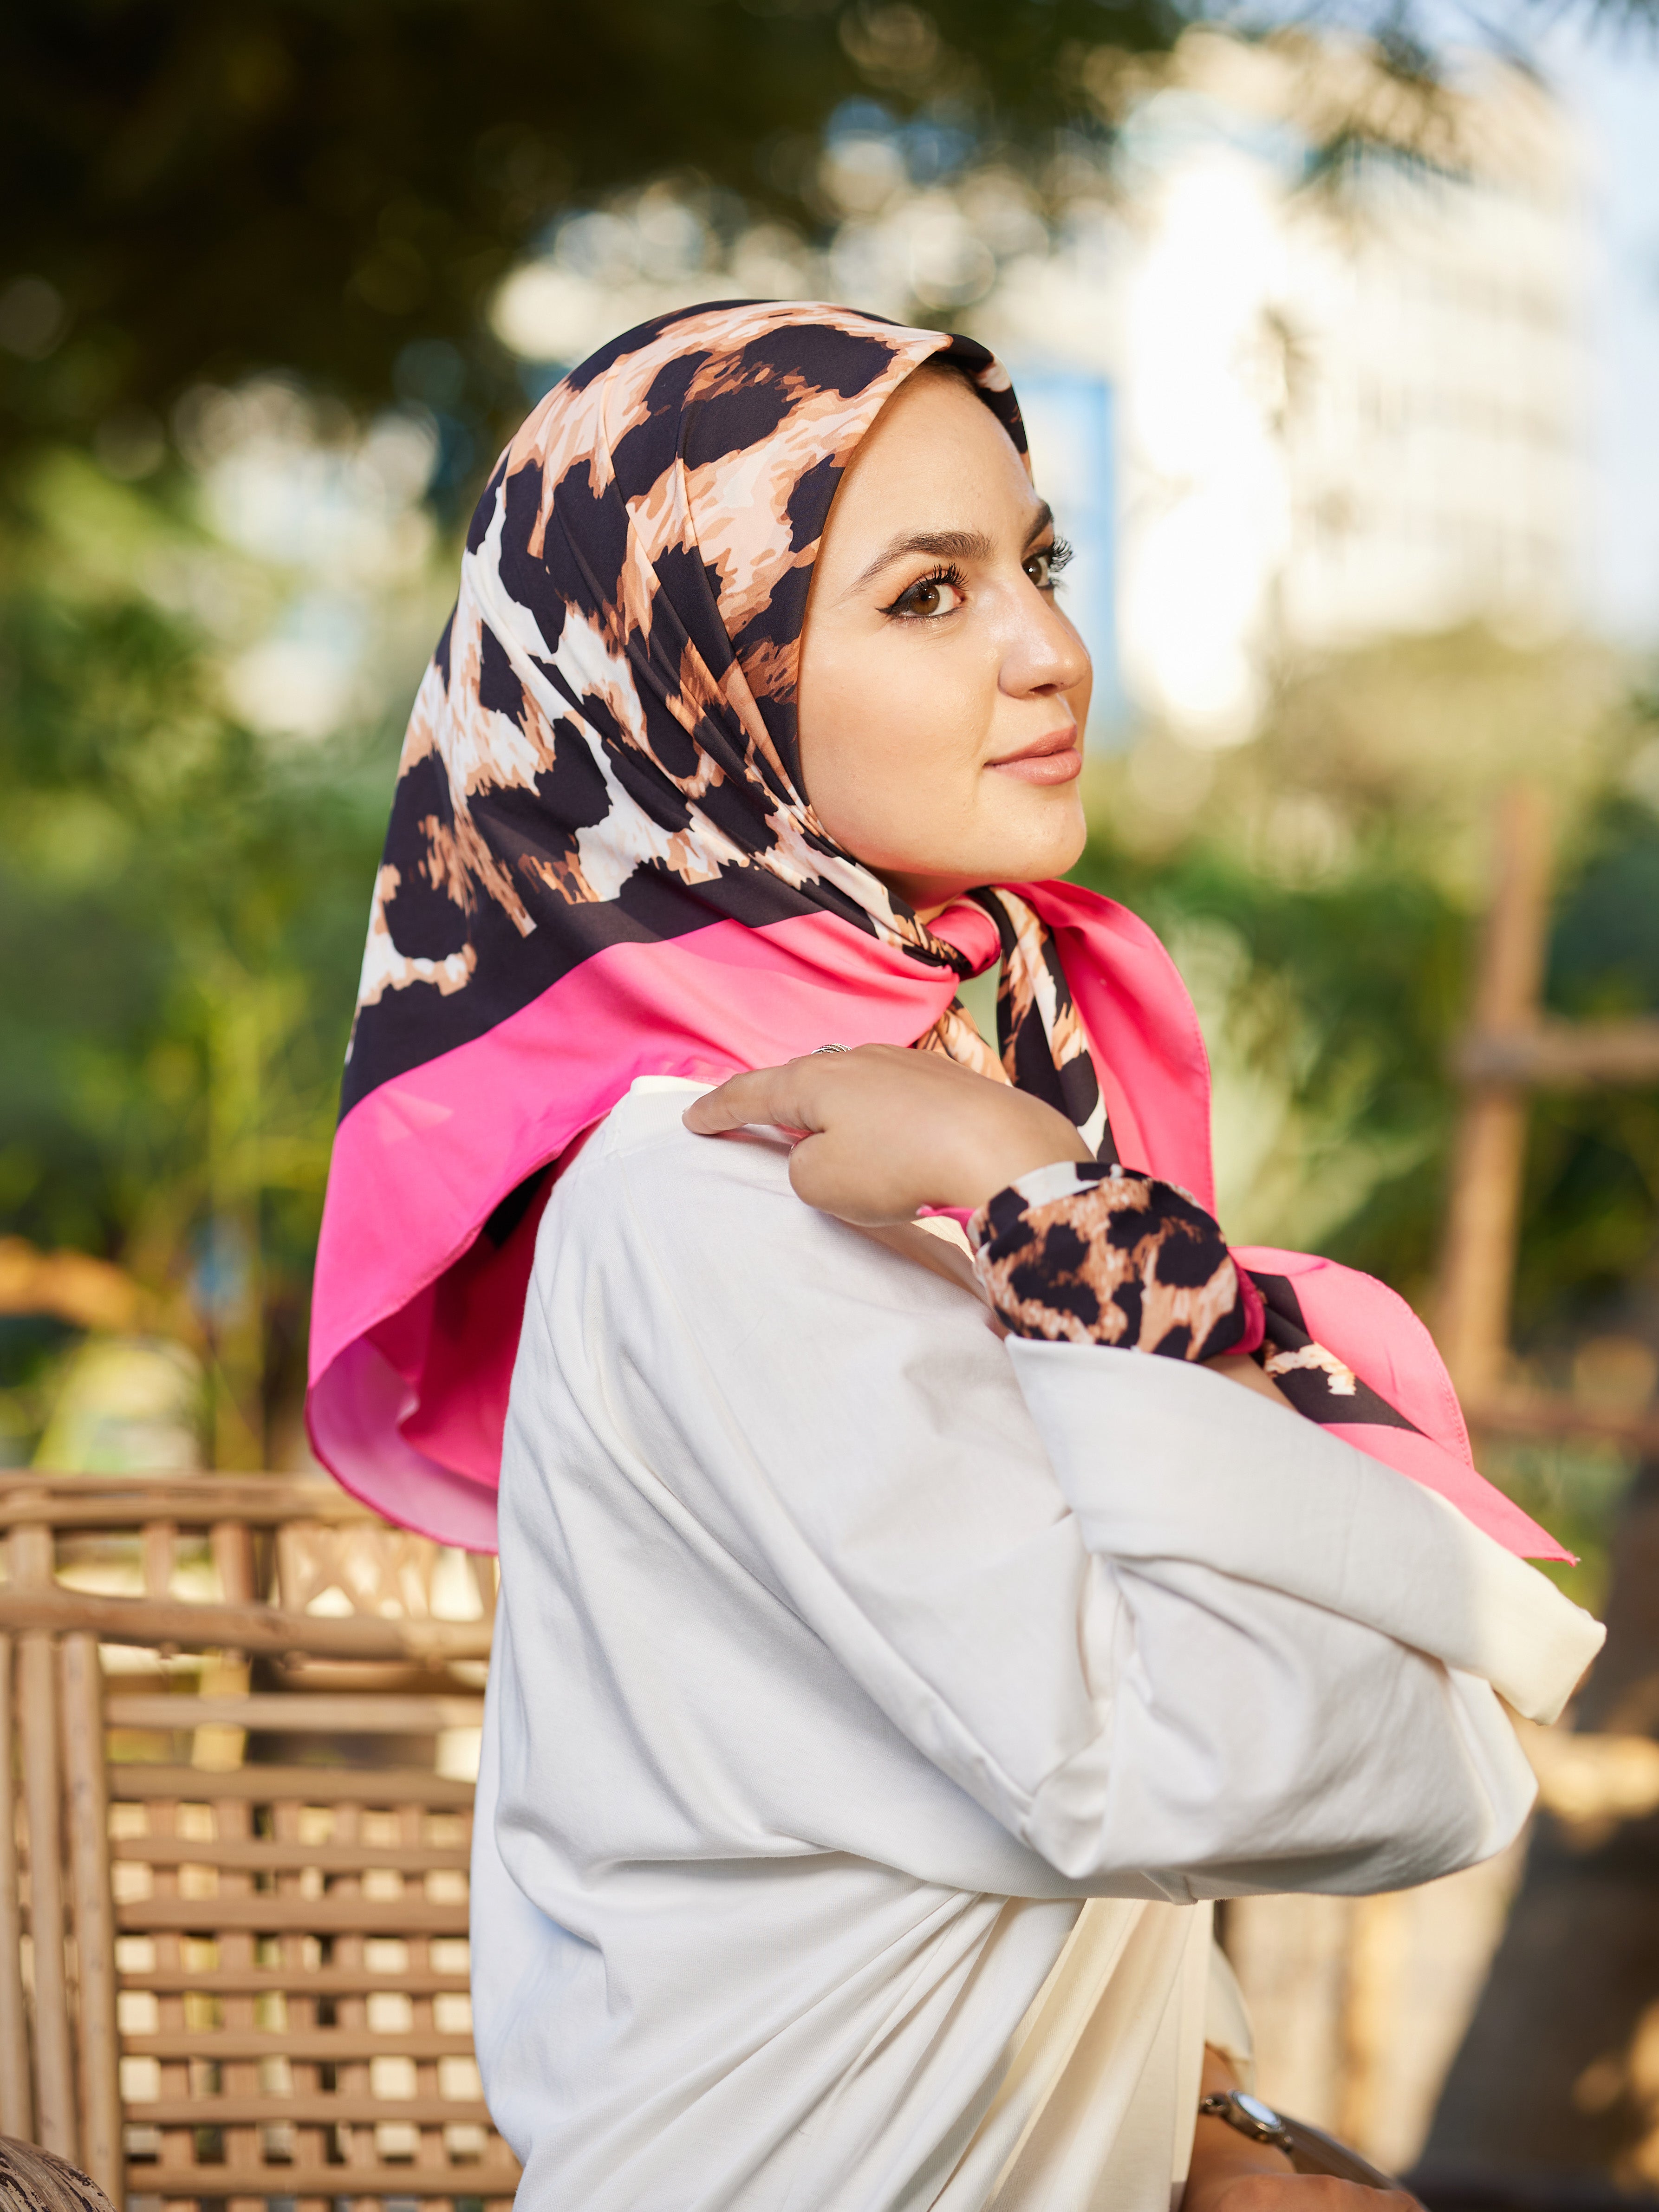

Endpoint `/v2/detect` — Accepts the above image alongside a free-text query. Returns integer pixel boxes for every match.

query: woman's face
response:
[797,364,1093,920]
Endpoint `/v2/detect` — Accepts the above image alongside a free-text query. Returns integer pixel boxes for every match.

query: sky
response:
[1534,10,1659,645]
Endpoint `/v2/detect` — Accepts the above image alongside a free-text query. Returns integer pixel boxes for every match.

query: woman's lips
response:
[986,729,1083,785]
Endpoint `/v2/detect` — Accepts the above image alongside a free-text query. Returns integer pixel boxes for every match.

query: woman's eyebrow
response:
[846,527,994,595]
[844,503,1055,597]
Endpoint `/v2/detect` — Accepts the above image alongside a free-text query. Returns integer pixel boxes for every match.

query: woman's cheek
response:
[859,659,947,771]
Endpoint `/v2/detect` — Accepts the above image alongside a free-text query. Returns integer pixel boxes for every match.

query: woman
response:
[308,302,1601,2211]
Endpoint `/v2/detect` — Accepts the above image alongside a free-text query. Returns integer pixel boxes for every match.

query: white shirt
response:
[471,1079,1600,2212]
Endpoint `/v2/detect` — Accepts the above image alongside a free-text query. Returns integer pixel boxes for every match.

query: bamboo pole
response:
[105,1692,483,1733]
[1436,787,1553,1402]
[1456,1393,1659,1455]
[331,1802,380,2212]
[0,1473,372,1525]
[20,1631,74,2158]
[0,1635,33,2138]
[409,1798,451,2212]
[116,1965,469,1996]
[111,1835,465,1874]
[109,1763,474,1806]
[141,1518,175,1601]
[146,1786,194,2212]
[60,1634,122,2200]
[276,1796,328,2212]
[123,2095,493,2127]
[11,1516,76,2160]
[1455,1018,1659,1087]
[198,1522,264,2212]
[120,2030,475,2062]
[123,2161,520,2198]
[111,1896,469,1935]
[0,1587,490,1663]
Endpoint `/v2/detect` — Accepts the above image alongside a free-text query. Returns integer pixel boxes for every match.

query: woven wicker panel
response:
[275,1523,448,1625]
[107,1708,519,2212]
[0,1481,517,2208]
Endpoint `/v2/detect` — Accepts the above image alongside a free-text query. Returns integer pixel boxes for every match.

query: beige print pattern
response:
[1264,1341,1360,1396]
[969,1171,1246,1359]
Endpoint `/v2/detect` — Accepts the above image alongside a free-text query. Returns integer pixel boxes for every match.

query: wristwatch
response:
[1198,2089,1401,2191]
[1198,2090,1295,2154]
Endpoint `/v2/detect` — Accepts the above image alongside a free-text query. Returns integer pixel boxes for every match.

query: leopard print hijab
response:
[344,300,1106,1152]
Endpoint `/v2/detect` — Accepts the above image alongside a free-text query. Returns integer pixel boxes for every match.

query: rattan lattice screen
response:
[105,1719,516,2211]
[0,1475,520,2212]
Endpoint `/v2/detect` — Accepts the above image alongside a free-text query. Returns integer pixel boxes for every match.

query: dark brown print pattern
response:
[967,1166,1429,1448]
[969,1164,1253,1360]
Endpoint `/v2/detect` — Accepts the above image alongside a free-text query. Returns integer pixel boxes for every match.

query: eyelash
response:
[881,540,1075,621]
[883,562,968,619]
[1038,538,1075,585]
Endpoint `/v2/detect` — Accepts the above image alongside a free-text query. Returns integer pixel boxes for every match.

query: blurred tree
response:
[1082,628,1641,1267]
[0,0,1191,458]
[1421,786,1659,2189]
[4,0,1650,465]
[1080,632,1659,1581]
[0,449,394,1460]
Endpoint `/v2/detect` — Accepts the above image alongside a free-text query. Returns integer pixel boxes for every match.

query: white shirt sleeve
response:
[1204,1943,1256,2089]
[516,1090,1600,1904]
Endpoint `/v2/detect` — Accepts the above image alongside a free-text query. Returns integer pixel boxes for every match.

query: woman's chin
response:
[977,790,1088,883]
[862,794,1089,907]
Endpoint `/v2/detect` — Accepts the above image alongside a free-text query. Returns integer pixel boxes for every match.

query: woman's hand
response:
[1186,2050,1420,2212]
[1188,2178,1420,2212]
[683,1043,1091,1226]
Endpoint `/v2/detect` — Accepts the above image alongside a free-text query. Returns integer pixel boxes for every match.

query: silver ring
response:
[812,1043,850,1054]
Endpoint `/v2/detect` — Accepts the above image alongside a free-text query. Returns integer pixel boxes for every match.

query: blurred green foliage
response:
[10,0,1646,468]
[2,0,1197,462]
[0,454,397,1455]
[1078,830,1468,1287]
[1077,657,1659,1603]
[1080,788,1659,1327]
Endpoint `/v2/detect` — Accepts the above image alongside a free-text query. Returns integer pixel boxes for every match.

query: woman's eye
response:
[1025,539,1074,591]
[888,568,967,619]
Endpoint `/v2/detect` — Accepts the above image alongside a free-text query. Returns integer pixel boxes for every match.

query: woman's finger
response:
[683,1042,1087,1220]
[682,1059,827,1137]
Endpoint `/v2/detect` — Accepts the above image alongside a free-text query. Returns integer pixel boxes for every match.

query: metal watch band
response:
[1199,2090,1295,2153]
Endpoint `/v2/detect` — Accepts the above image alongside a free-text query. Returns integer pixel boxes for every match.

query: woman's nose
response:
[1003,587,1092,698]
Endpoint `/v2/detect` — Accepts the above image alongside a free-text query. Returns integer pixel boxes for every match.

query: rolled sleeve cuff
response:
[966,1160,1262,1360]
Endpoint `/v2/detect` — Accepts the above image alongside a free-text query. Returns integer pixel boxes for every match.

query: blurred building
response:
[984,36,1592,743]
[484,37,1590,756]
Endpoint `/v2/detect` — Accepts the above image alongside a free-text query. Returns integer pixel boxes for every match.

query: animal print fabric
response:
[968,1162,1261,1360]
[343,299,1108,1155]
[968,1164,1426,1434]
[1248,1268,1419,1431]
